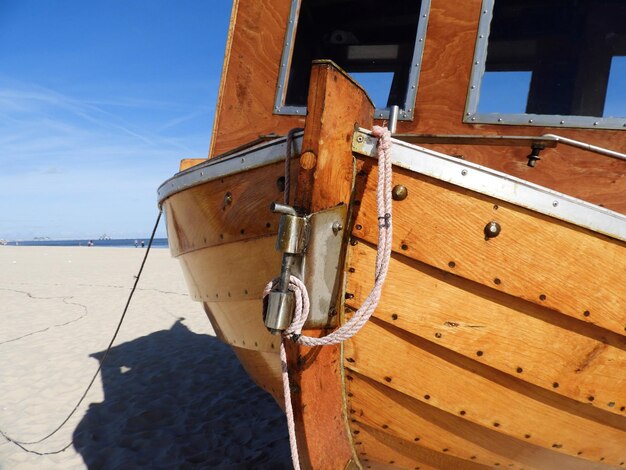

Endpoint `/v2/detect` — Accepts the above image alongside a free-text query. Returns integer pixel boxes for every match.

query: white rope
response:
[263,126,393,469]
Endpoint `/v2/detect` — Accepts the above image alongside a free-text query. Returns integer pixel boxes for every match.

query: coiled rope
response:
[264,126,393,470]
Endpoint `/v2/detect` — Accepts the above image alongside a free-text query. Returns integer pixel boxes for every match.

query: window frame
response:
[465,0,626,130]
[273,0,432,120]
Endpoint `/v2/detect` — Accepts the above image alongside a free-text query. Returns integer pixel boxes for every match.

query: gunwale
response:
[158,130,626,243]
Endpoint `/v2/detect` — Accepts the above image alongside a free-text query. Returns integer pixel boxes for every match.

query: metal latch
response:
[264,203,308,335]
[263,203,348,335]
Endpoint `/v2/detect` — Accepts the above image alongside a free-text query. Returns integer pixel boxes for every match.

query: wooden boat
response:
[158,1,626,468]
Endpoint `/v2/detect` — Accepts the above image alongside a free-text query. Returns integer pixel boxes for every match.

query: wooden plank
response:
[281,61,375,469]
[348,371,608,470]
[355,428,440,470]
[176,236,279,302]
[352,160,626,336]
[354,422,489,470]
[344,319,626,465]
[346,241,626,417]
[203,300,280,353]
[164,160,297,257]
[414,142,626,214]
[208,0,304,157]
[294,60,374,211]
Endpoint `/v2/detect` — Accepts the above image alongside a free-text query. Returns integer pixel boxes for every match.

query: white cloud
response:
[0,79,213,239]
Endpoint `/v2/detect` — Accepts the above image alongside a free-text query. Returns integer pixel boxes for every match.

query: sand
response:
[0,246,290,469]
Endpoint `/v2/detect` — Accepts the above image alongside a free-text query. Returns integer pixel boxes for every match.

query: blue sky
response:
[0,1,231,240]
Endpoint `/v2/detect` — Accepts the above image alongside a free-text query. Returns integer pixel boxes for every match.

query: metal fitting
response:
[264,291,295,334]
[264,203,308,334]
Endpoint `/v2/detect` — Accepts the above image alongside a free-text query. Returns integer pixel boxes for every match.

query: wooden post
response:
[288,60,374,469]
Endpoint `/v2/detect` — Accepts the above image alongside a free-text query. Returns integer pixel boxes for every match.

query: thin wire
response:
[0,210,163,455]
[284,128,304,205]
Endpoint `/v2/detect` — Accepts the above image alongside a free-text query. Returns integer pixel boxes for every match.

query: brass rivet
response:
[392,185,408,201]
[484,221,501,239]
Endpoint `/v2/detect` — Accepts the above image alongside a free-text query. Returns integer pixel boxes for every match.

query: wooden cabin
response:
[196,0,626,213]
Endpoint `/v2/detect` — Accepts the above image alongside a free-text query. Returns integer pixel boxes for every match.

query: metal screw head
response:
[484,221,501,239]
[392,185,408,201]
[332,221,343,235]
[223,192,233,208]
[356,135,364,143]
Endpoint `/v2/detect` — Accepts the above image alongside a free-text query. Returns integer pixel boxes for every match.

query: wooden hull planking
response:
[162,162,288,407]
[342,158,626,468]
[160,62,626,469]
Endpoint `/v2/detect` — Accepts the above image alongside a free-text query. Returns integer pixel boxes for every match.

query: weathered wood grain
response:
[346,241,626,417]
[348,369,610,470]
[164,161,298,257]
[209,0,304,157]
[352,160,626,336]
[345,319,626,465]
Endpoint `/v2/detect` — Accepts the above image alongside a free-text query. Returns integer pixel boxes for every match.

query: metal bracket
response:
[352,129,379,157]
[301,204,347,329]
[264,203,348,333]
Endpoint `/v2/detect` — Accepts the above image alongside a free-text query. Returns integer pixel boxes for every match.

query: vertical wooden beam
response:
[295,60,375,211]
[288,60,374,469]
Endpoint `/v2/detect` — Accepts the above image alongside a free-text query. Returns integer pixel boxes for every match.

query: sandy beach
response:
[0,246,290,469]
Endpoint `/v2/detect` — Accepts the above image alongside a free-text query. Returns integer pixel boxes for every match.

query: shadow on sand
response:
[73,320,290,469]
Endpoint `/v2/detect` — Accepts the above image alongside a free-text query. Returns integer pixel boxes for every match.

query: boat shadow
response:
[73,320,291,469]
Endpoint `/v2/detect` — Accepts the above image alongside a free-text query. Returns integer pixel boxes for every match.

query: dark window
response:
[480,0,626,118]
[277,0,428,117]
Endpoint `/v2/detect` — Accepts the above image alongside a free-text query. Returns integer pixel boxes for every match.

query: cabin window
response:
[466,0,626,129]
[274,0,431,120]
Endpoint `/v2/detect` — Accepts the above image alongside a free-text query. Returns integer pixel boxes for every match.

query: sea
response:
[3,238,169,248]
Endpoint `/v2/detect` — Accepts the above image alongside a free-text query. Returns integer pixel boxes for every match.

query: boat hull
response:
[162,150,626,469]
[162,161,287,405]
[342,157,626,469]
[159,62,626,469]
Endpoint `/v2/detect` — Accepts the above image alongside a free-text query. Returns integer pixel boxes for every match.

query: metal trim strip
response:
[158,128,626,242]
[157,133,303,205]
[353,128,626,242]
